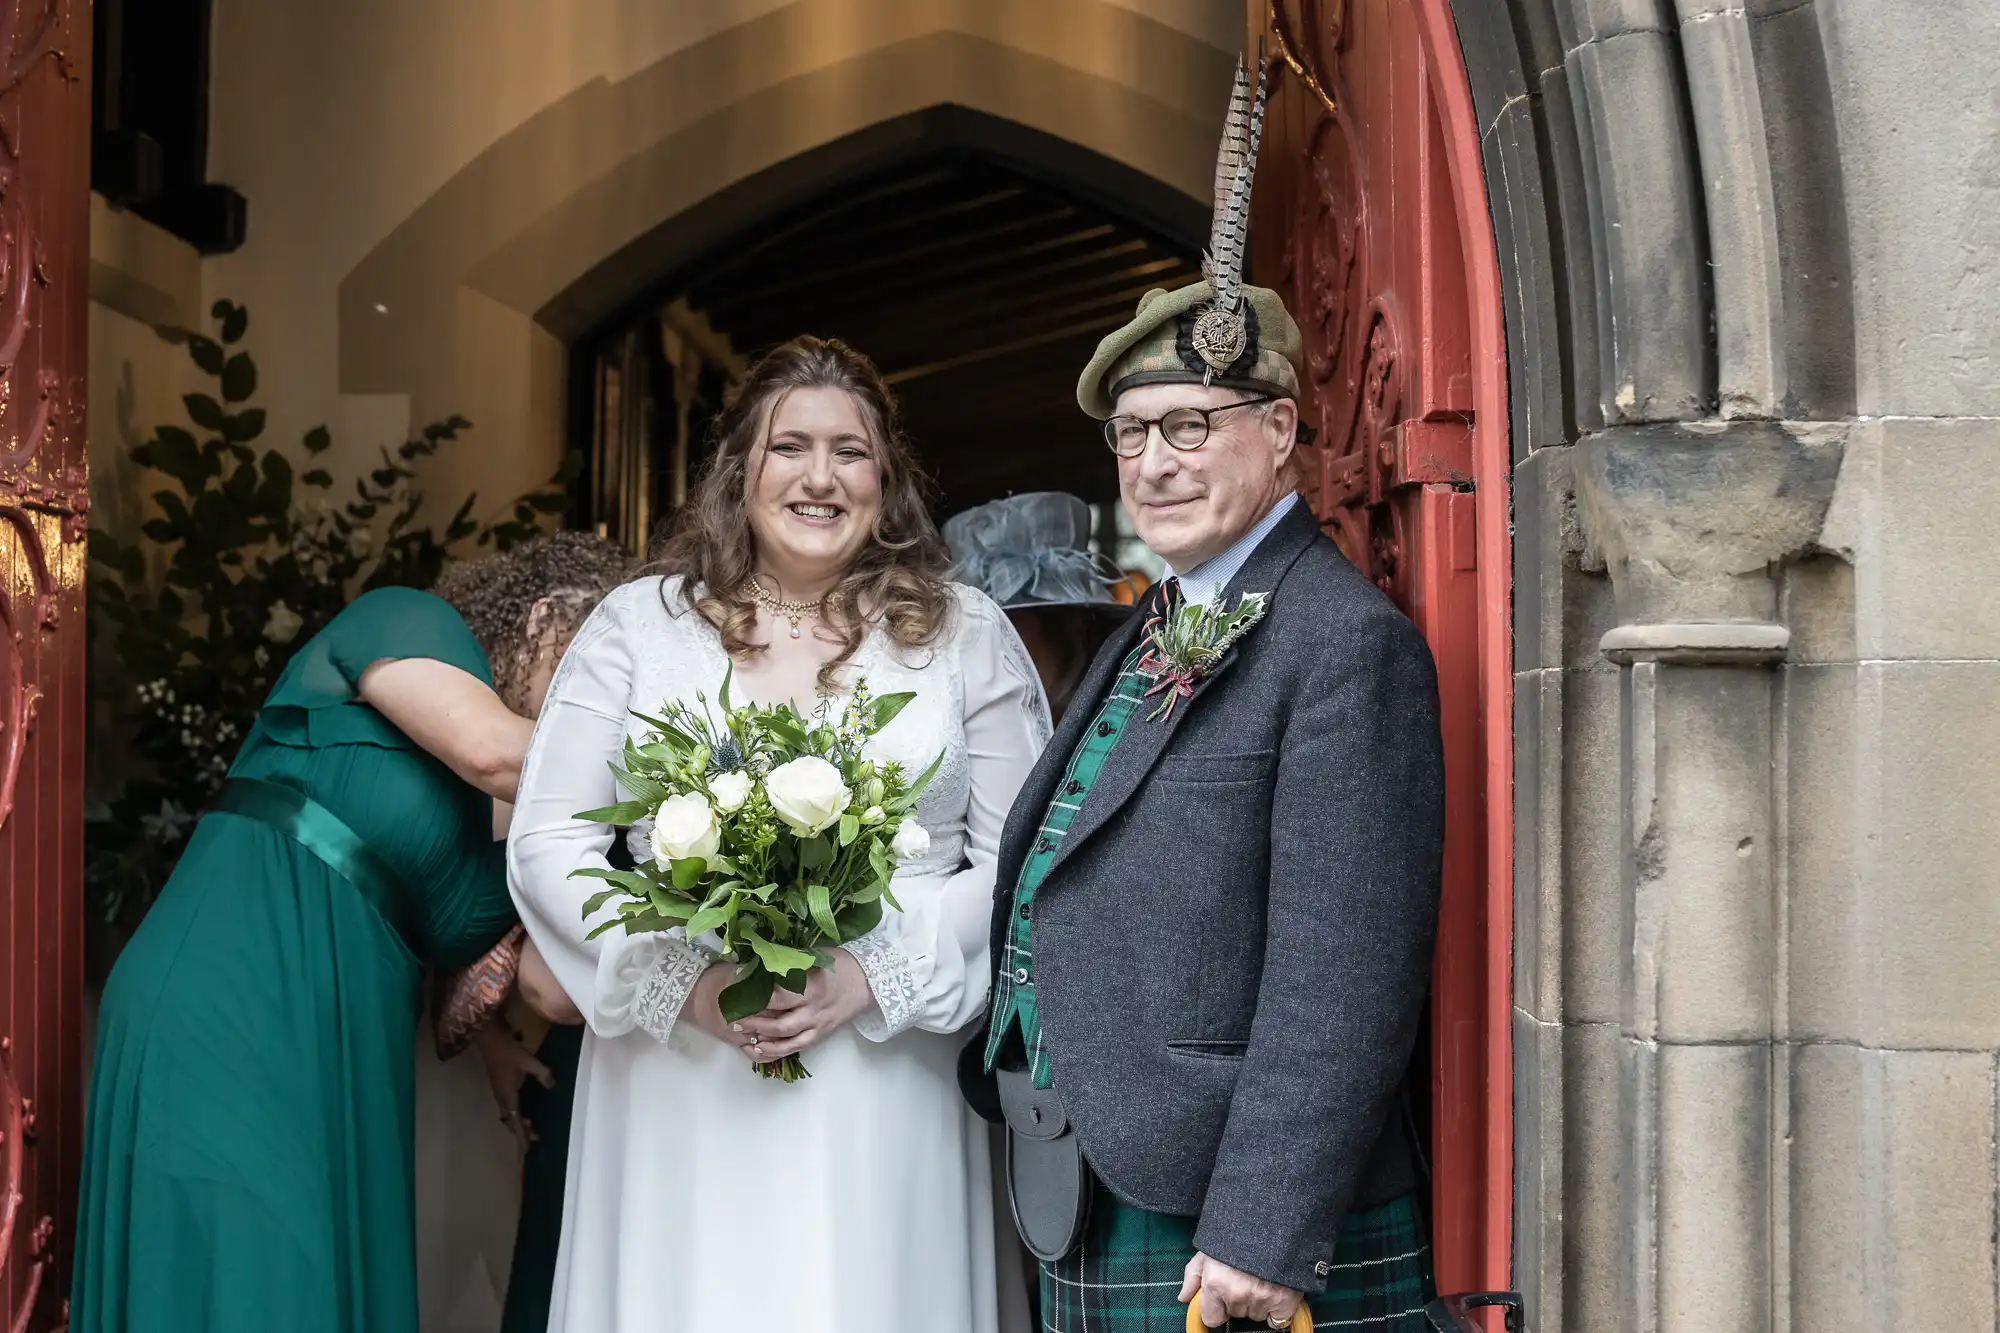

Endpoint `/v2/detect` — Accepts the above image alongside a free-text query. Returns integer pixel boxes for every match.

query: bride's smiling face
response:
[745,386,884,589]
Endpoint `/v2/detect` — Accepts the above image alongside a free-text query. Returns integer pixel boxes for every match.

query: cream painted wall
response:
[87,190,416,564]
[89,196,203,556]
[195,0,1240,532]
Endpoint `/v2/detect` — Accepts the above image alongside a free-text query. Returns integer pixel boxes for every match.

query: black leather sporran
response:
[997,1067,1093,1262]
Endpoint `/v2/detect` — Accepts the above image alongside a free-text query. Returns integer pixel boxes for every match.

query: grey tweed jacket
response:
[959,499,1445,1293]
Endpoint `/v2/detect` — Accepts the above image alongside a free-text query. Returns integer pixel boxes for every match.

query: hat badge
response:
[1190,303,1249,372]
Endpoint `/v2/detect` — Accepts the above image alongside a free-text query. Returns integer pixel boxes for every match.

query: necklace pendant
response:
[789,618,802,639]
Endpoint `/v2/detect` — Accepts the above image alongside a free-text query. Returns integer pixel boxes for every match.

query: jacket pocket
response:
[1166,1038,1249,1060]
[1151,749,1276,785]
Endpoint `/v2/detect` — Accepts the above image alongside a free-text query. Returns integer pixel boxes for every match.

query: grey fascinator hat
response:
[943,493,1132,615]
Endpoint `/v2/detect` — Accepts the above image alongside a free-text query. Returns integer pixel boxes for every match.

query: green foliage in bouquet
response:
[574,674,942,1082]
[86,299,581,931]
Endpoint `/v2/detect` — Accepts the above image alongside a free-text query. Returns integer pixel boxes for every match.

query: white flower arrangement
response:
[572,673,940,1082]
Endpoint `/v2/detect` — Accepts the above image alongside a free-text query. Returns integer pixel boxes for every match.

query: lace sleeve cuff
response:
[633,937,711,1043]
[595,931,711,1043]
[847,928,922,1040]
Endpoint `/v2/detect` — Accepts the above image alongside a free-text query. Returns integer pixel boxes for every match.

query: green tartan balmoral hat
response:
[1077,53,1303,420]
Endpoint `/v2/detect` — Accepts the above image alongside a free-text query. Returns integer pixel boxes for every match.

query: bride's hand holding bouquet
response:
[571,672,939,1081]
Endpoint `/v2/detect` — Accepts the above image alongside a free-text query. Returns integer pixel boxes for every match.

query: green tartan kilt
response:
[1040,1190,1433,1331]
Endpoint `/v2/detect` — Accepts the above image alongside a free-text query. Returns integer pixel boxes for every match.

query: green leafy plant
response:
[86,299,579,929]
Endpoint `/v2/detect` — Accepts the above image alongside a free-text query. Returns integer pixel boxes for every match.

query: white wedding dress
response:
[507,576,1049,1333]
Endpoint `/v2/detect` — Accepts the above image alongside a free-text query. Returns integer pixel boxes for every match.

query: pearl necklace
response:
[748,575,821,639]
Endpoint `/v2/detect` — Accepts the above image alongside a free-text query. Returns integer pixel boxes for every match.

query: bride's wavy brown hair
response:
[648,336,953,689]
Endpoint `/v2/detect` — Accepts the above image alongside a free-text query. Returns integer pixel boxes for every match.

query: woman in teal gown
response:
[72,533,635,1333]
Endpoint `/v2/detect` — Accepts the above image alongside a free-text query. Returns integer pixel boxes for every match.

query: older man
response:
[961,57,1445,1333]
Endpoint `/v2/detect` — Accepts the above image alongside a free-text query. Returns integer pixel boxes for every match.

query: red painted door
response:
[0,1,90,1329]
[1250,0,1513,1303]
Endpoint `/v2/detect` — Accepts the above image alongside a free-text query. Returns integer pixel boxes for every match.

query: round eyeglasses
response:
[1102,395,1273,458]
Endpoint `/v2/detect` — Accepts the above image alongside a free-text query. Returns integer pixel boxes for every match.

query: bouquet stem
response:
[756,1055,810,1083]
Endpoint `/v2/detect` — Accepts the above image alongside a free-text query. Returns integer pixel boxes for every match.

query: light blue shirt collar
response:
[1164,491,1302,607]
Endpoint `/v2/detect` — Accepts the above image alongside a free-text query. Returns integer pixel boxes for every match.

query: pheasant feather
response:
[1204,50,1269,319]
[1206,58,1255,272]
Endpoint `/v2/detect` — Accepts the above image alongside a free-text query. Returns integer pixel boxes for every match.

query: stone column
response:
[1573,422,1842,1333]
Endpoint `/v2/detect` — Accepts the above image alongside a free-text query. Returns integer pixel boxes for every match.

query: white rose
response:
[649,792,721,865]
[891,819,932,862]
[262,600,304,645]
[708,770,753,813]
[764,756,852,835]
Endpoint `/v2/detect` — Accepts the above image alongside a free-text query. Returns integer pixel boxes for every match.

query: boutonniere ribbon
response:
[1135,589,1271,721]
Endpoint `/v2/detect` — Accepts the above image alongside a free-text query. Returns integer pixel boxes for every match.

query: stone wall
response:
[1456,0,2000,1327]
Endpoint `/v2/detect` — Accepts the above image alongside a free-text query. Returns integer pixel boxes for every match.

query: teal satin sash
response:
[213,777,419,957]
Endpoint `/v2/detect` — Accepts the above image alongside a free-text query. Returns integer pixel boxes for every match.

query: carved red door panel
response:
[0,2,89,1330]
[1250,0,1512,1303]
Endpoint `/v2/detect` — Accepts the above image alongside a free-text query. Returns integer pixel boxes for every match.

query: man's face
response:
[1111,382,1297,570]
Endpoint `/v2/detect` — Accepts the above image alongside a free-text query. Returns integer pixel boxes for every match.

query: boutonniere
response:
[1136,590,1270,721]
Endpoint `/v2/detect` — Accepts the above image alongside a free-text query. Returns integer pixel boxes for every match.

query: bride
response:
[507,336,1049,1332]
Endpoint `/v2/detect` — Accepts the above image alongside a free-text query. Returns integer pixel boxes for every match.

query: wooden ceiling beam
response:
[698,211,1098,315]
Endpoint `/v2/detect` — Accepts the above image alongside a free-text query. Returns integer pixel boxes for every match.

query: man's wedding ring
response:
[748,1034,762,1048]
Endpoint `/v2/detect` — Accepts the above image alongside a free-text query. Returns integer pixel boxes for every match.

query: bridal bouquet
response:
[572,675,939,1081]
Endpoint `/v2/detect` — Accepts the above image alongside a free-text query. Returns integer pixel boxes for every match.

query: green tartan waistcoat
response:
[982,644,1150,1088]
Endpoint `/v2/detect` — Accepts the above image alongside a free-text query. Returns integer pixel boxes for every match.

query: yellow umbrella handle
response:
[1183,1290,1313,1332]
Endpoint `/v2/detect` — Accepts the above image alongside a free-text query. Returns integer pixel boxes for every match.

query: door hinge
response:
[1425,1290,1524,1332]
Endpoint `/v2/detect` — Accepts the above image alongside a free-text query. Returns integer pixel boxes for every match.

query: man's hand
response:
[470,1020,554,1154]
[1178,1252,1305,1329]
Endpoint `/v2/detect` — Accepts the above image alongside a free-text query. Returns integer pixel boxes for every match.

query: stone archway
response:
[332,0,1529,1313]
[555,105,1219,545]
[332,1,1240,508]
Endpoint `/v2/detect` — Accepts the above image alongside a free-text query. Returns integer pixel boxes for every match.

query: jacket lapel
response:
[1039,499,1324,883]
[994,583,1160,887]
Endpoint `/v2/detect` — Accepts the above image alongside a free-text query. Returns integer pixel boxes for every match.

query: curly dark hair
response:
[647,336,953,689]
[431,530,639,708]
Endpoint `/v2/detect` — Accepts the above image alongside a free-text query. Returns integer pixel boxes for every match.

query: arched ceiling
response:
[336,0,1240,419]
